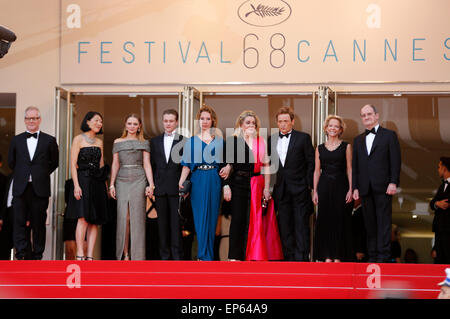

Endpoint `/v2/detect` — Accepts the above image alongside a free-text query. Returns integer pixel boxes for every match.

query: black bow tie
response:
[26,132,38,139]
[444,180,449,185]
[365,128,377,135]
[279,132,291,139]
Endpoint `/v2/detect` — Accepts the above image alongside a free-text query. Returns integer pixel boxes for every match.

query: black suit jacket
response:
[8,131,59,197]
[430,182,450,233]
[352,126,401,196]
[268,129,315,198]
[150,133,185,196]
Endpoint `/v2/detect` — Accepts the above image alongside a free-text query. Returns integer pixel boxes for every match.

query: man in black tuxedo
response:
[352,104,401,263]
[430,156,450,264]
[269,107,315,261]
[150,109,185,260]
[8,106,59,260]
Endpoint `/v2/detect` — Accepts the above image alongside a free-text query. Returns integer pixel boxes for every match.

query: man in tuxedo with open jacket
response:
[8,106,59,260]
[150,109,186,260]
[268,107,315,262]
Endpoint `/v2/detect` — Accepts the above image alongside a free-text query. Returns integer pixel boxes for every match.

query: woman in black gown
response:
[66,112,109,260]
[312,115,353,262]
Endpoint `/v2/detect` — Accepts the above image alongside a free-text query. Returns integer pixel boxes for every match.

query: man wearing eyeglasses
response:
[8,106,59,260]
[352,104,401,263]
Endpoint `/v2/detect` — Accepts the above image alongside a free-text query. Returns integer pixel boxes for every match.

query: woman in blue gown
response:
[179,105,231,261]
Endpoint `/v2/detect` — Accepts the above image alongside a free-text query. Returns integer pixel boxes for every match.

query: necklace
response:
[325,140,342,151]
[82,133,96,145]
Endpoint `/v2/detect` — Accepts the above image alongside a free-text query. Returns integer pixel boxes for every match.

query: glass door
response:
[312,86,336,147]
[53,87,74,260]
[180,86,202,137]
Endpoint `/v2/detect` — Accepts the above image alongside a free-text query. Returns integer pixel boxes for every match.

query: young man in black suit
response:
[150,109,185,260]
[352,104,401,263]
[8,106,59,260]
[269,107,315,261]
[430,156,450,264]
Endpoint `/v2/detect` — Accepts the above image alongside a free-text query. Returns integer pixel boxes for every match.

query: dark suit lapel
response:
[32,133,45,162]
[361,133,368,157]
[19,133,32,162]
[284,130,296,167]
[158,133,166,165]
[369,126,383,156]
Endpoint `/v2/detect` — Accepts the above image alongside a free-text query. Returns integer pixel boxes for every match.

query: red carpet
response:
[0,261,446,299]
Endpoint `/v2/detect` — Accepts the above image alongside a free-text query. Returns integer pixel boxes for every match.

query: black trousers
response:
[13,183,49,260]
[0,207,14,260]
[361,189,392,263]
[228,186,250,261]
[276,190,311,261]
[434,231,450,264]
[155,194,183,260]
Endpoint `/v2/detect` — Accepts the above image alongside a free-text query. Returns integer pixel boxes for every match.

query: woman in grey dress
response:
[110,114,155,260]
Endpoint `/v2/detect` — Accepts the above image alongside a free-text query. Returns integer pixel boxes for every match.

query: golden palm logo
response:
[238,1,292,27]
[245,4,285,18]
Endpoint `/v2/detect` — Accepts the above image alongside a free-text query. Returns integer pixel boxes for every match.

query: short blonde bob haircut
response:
[323,114,346,137]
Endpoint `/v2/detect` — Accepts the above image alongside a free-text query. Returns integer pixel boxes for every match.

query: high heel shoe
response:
[76,256,85,261]
[85,256,94,261]
[123,254,130,261]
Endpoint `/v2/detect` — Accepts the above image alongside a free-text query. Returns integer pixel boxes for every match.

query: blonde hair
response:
[323,114,346,137]
[233,110,261,137]
[120,114,145,141]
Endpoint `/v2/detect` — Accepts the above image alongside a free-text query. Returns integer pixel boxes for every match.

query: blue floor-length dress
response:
[181,136,224,261]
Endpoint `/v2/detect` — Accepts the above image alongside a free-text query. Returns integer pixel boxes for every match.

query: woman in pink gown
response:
[225,110,283,261]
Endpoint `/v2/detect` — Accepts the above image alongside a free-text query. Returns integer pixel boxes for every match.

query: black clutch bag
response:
[179,180,191,196]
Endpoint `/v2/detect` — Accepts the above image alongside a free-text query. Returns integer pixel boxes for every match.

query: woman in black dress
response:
[66,112,109,260]
[312,115,353,262]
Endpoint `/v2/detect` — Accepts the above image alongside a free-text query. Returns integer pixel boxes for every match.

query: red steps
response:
[0,261,446,299]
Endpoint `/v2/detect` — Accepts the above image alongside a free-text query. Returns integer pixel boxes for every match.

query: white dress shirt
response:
[26,130,40,181]
[365,124,379,155]
[276,130,292,167]
[164,131,175,163]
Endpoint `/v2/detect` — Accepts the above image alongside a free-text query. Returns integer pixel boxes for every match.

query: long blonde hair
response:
[120,114,145,141]
[233,110,261,137]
